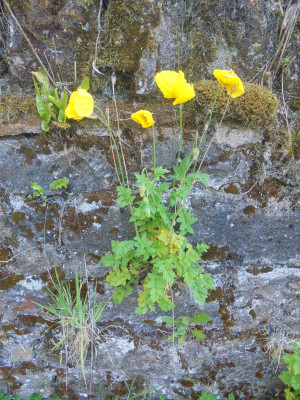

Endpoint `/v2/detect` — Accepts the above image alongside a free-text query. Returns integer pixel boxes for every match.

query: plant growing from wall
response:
[99,69,244,318]
[162,312,211,348]
[32,68,70,132]
[34,69,245,355]
[32,69,95,132]
[34,270,112,383]
[30,178,69,205]
[279,343,300,400]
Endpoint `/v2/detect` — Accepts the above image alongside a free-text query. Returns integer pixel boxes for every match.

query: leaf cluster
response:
[101,159,212,315]
[163,312,211,348]
[30,179,69,205]
[279,343,300,400]
[32,68,69,132]
[100,376,157,400]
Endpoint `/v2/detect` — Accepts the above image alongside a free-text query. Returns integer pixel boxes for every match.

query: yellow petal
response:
[65,103,83,120]
[155,70,195,105]
[213,69,244,98]
[155,71,180,99]
[65,88,94,120]
[131,110,155,128]
[172,80,196,105]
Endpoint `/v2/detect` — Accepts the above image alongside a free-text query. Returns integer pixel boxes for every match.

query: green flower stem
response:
[190,131,199,159]
[172,103,183,189]
[177,103,183,167]
[152,125,156,175]
[129,204,140,237]
[94,105,125,186]
[192,84,220,173]
[169,93,231,239]
[94,105,140,237]
[172,87,220,211]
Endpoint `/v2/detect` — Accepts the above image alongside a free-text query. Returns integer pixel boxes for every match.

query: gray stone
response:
[0,0,299,398]
[11,346,34,362]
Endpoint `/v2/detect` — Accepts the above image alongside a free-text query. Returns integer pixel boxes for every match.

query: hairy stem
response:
[94,107,139,237]
[170,86,220,212]
[94,105,125,186]
[152,125,156,174]
[177,103,183,167]
[169,94,231,238]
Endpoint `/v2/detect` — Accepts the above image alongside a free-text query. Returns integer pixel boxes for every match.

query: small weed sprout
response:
[99,376,157,400]
[30,178,69,205]
[32,68,70,132]
[163,312,211,348]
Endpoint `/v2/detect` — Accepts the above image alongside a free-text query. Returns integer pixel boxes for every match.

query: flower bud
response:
[111,72,116,86]
[142,197,149,205]
[144,207,151,218]
[192,148,199,161]
[139,185,146,197]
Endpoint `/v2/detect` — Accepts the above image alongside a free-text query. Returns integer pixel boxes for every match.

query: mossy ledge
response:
[0,94,36,122]
[187,80,278,128]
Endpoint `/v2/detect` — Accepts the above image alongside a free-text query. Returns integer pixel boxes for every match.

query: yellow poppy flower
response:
[213,69,245,98]
[154,70,195,105]
[131,110,155,128]
[65,88,94,120]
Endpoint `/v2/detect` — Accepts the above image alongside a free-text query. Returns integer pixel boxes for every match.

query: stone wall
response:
[0,0,299,399]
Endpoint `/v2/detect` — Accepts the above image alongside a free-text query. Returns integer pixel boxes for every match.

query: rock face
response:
[0,0,299,399]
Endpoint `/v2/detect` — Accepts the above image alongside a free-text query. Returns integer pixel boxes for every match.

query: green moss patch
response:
[97,0,160,72]
[192,80,278,128]
[0,273,25,290]
[0,95,36,122]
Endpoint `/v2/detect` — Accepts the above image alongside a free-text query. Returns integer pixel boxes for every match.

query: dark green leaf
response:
[45,93,61,109]
[156,182,171,193]
[225,394,235,400]
[116,186,135,207]
[170,185,190,206]
[33,78,51,122]
[197,392,217,400]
